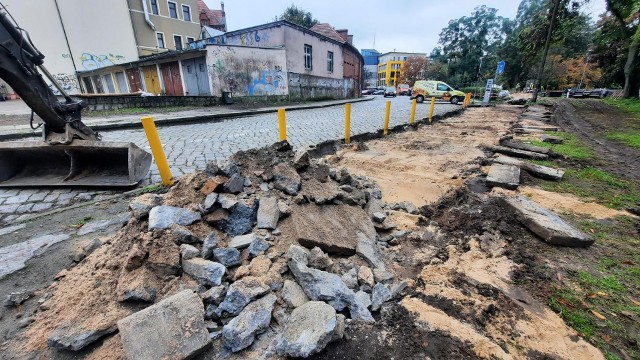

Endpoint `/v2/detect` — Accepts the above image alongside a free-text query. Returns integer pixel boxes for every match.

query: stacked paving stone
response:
[46,141,412,359]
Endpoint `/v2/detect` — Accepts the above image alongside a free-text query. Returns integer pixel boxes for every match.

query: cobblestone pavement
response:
[0,97,458,225]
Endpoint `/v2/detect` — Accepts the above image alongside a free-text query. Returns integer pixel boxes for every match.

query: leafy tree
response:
[592,13,628,87]
[604,0,640,97]
[436,6,513,86]
[278,4,319,28]
[399,56,448,86]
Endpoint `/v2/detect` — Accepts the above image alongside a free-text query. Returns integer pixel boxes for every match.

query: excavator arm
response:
[0,5,152,187]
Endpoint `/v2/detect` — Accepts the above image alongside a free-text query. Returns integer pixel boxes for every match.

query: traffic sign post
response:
[482,79,494,104]
[497,61,506,75]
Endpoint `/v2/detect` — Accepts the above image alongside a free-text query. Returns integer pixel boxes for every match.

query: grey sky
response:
[205,0,607,55]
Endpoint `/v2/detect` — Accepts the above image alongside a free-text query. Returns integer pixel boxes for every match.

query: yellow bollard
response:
[345,103,351,144]
[428,97,436,123]
[141,116,174,186]
[383,100,391,136]
[409,98,417,125]
[467,93,472,108]
[278,108,287,141]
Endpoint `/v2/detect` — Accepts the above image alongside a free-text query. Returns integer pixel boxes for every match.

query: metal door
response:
[142,65,162,94]
[126,68,142,92]
[182,58,210,96]
[115,72,128,93]
[160,61,184,96]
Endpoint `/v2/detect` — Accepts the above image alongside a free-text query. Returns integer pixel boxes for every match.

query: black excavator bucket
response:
[0,141,152,187]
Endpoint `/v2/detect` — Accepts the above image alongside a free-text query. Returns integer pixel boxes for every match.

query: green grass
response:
[537,167,640,210]
[527,131,595,160]
[606,131,640,149]
[603,98,640,119]
[140,183,164,193]
[70,216,93,229]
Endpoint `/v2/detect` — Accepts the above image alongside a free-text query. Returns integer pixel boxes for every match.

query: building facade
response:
[361,49,380,88]
[197,0,226,32]
[310,24,363,95]
[377,51,426,87]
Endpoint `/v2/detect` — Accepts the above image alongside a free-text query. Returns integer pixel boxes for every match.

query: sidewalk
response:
[0,97,373,140]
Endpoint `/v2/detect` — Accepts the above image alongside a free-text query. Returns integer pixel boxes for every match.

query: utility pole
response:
[532,0,560,102]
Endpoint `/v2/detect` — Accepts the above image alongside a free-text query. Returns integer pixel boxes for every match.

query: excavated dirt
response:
[329,105,521,206]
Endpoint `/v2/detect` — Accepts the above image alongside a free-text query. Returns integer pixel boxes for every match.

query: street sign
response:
[497,61,506,75]
[482,79,494,104]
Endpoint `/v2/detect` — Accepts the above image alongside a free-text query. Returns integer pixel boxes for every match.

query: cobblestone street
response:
[0,97,458,224]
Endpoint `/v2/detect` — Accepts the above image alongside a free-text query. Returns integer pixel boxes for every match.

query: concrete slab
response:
[519,125,559,132]
[500,195,594,247]
[486,164,520,190]
[501,140,551,155]
[117,290,210,360]
[490,146,549,160]
[493,155,564,181]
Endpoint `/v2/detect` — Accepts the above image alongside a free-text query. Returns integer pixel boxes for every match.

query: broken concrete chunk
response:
[182,258,226,286]
[501,140,551,155]
[355,290,372,310]
[203,192,219,213]
[118,290,210,360]
[286,244,310,265]
[341,268,358,289]
[356,232,385,269]
[308,247,334,270]
[282,279,310,308]
[224,173,245,194]
[213,248,242,267]
[129,194,162,219]
[48,323,117,351]
[276,301,337,358]
[486,164,520,190]
[222,293,277,352]
[228,234,259,249]
[148,206,201,230]
[273,163,302,196]
[201,232,219,259]
[333,313,346,342]
[201,176,227,195]
[500,196,594,247]
[3,291,30,307]
[217,201,257,236]
[180,244,199,260]
[217,193,238,210]
[217,277,271,317]
[277,201,291,216]
[293,149,311,170]
[171,225,200,244]
[540,134,564,144]
[373,268,394,283]
[248,237,270,258]
[280,204,377,255]
[371,283,392,311]
[490,146,549,160]
[201,285,227,305]
[121,285,157,303]
[257,197,280,229]
[371,212,387,223]
[493,155,564,181]
[77,213,130,236]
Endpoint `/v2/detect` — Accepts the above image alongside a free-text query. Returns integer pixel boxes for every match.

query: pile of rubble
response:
[20,141,414,359]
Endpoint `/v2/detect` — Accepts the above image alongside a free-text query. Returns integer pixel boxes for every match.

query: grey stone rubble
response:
[500,140,552,155]
[486,164,521,190]
[77,213,131,236]
[489,146,549,160]
[118,290,210,359]
[276,301,338,357]
[222,293,277,352]
[256,196,280,229]
[540,134,564,144]
[148,206,201,230]
[500,195,594,247]
[182,258,226,286]
[493,155,565,181]
[48,323,117,352]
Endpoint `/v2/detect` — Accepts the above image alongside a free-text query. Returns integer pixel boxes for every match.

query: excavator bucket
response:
[0,140,152,188]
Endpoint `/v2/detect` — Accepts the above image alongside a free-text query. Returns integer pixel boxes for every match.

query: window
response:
[174,35,183,50]
[168,1,178,19]
[186,37,195,43]
[150,0,158,15]
[182,5,191,21]
[156,32,165,48]
[437,83,449,91]
[304,44,312,70]
[327,51,333,72]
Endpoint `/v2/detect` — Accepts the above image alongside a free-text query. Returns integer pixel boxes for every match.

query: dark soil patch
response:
[552,99,640,180]
[311,304,481,360]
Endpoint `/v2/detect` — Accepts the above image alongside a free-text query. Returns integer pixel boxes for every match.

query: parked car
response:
[372,89,385,95]
[362,87,377,95]
[410,80,466,105]
[397,84,411,96]
[384,87,397,97]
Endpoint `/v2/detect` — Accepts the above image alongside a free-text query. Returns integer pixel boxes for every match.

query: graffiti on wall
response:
[80,53,125,70]
[207,46,288,96]
[48,73,80,95]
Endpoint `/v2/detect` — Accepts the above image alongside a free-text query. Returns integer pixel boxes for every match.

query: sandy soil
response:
[330,105,521,206]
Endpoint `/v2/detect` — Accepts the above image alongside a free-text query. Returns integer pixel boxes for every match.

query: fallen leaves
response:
[630,298,640,307]
[591,310,606,320]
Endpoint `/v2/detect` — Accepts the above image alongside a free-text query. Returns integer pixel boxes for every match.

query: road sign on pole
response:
[482,79,494,104]
[497,61,506,75]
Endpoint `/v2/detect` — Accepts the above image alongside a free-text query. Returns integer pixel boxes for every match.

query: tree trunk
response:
[622,37,639,98]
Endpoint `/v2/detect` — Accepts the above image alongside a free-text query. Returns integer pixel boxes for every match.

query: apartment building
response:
[377,51,426,87]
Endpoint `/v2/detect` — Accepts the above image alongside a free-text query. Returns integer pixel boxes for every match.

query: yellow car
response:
[410,80,466,105]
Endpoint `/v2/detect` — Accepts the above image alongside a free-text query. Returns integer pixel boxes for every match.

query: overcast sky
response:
[204,0,607,55]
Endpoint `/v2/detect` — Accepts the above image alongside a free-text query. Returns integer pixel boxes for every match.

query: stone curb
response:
[0,97,374,141]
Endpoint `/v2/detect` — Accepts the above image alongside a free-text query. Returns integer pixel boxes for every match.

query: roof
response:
[310,23,345,43]
[197,0,225,27]
[224,20,344,46]
[378,51,427,57]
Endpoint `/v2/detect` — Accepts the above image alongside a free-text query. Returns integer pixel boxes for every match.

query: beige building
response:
[128,0,201,56]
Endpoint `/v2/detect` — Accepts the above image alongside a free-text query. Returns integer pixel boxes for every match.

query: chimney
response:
[221,1,225,12]
[336,29,348,42]
[347,35,353,45]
